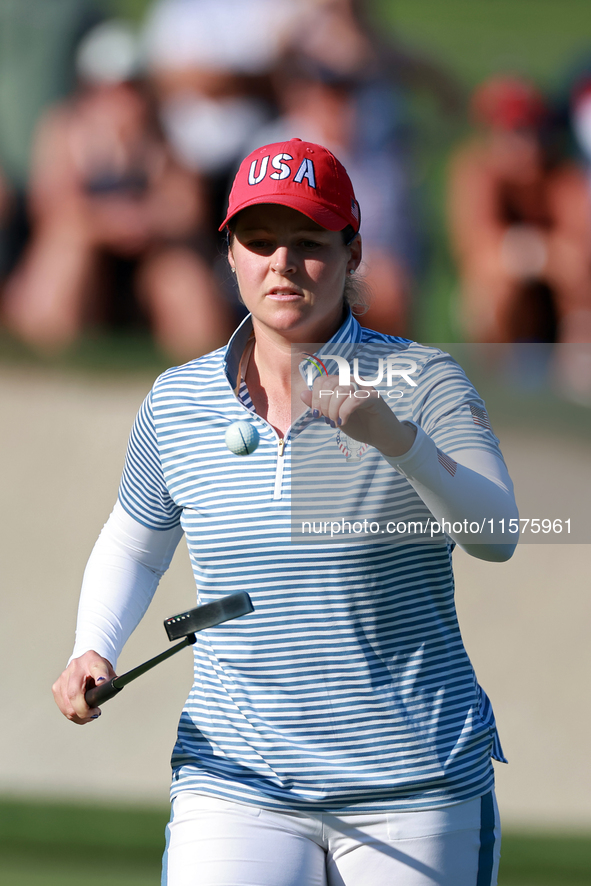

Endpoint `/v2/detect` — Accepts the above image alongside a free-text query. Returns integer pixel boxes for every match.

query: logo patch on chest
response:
[336,430,369,461]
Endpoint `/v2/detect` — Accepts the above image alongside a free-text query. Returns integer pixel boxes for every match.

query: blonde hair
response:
[344,269,372,314]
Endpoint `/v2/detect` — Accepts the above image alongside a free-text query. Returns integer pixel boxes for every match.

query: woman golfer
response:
[53,138,518,886]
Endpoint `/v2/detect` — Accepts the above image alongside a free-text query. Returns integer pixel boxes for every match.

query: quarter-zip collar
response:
[223,308,364,391]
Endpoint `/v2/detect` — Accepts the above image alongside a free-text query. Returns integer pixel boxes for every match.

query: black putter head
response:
[164,592,254,641]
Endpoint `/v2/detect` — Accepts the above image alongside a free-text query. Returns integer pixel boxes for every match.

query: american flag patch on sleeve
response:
[470,404,491,429]
[437,449,457,476]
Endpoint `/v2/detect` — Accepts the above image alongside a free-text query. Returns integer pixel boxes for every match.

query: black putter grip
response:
[85,677,123,708]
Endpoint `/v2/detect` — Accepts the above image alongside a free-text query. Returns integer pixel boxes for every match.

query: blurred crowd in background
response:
[1,0,591,400]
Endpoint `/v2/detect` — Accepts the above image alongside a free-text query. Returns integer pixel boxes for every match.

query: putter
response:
[85,592,254,708]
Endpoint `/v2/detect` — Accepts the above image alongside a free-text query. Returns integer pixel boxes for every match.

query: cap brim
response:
[219,195,351,232]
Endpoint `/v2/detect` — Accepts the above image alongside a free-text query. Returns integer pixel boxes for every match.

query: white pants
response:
[162,791,501,886]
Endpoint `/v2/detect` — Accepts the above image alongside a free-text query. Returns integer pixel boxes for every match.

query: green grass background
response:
[2,2,590,883]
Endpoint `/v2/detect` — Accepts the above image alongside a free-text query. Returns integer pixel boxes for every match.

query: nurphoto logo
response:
[302,353,418,399]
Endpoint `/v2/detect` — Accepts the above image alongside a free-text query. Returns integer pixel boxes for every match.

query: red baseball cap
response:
[219,138,361,234]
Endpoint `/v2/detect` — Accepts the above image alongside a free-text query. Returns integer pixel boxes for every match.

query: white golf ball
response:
[225,420,260,456]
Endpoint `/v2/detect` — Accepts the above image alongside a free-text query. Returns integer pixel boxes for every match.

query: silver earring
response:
[349,269,355,276]
[231,268,236,274]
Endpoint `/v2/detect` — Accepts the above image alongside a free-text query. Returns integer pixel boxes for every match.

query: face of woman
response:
[228,204,361,342]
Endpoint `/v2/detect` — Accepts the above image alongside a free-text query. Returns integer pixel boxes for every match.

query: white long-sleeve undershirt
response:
[70,501,183,668]
[382,422,519,561]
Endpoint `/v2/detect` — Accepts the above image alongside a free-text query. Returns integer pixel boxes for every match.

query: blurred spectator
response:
[0,0,103,190]
[297,1,464,118]
[447,75,591,344]
[1,21,234,360]
[141,0,295,224]
[0,0,103,286]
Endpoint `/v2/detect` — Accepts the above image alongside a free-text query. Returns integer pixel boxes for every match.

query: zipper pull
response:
[278,438,285,457]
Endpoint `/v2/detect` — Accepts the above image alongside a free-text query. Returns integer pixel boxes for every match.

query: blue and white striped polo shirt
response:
[119,311,507,813]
